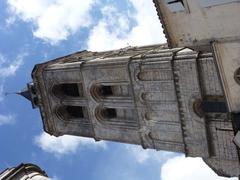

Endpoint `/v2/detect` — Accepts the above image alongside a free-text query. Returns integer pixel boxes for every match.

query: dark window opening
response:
[234,67,240,85]
[66,106,84,118]
[91,84,131,101]
[33,97,39,106]
[201,101,227,113]
[167,0,184,5]
[99,85,113,97]
[102,108,117,119]
[95,107,138,129]
[165,0,185,12]
[193,98,228,117]
[53,83,80,97]
[62,84,79,97]
[56,105,86,120]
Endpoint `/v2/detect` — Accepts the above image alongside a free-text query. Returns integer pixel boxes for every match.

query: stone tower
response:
[0,163,50,180]
[25,44,240,177]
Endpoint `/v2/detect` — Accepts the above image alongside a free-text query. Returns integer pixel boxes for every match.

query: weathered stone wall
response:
[32,44,240,177]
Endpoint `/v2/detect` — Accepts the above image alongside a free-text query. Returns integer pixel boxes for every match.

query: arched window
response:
[95,107,138,129]
[56,105,86,120]
[193,97,228,117]
[101,108,117,119]
[201,101,227,113]
[98,85,113,97]
[91,84,130,100]
[52,83,82,98]
[66,106,84,118]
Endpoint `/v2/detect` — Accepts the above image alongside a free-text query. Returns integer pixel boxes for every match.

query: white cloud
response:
[87,0,166,51]
[0,114,15,126]
[126,146,238,179]
[125,145,177,164]
[0,52,26,102]
[161,156,238,180]
[34,132,107,156]
[5,16,16,27]
[7,0,96,44]
[7,0,165,48]
[0,53,24,78]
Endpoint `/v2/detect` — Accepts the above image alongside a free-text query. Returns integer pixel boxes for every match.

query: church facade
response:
[27,44,239,177]
[0,163,50,180]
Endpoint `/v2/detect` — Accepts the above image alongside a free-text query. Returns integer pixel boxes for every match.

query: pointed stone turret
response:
[17,87,32,101]
[17,83,39,108]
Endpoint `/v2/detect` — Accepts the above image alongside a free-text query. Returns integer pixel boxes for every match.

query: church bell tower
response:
[25,44,240,177]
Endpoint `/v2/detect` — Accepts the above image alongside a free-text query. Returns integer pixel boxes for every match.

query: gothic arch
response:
[55,105,88,121]
[52,83,82,98]
[91,84,113,100]
[193,96,228,117]
[90,83,131,101]
[95,106,138,129]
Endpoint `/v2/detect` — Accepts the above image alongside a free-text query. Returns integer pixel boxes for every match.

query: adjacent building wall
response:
[0,163,50,180]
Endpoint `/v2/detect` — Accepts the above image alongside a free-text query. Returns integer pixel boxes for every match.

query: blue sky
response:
[0,0,237,180]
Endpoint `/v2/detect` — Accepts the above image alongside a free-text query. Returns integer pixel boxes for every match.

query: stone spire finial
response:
[6,83,39,108]
[16,87,32,101]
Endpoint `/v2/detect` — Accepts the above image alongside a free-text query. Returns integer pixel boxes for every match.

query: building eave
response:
[152,0,173,48]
